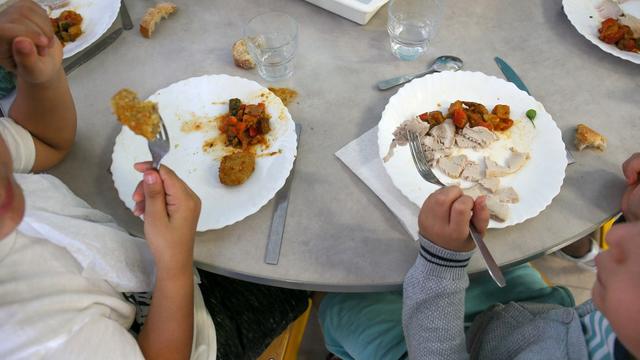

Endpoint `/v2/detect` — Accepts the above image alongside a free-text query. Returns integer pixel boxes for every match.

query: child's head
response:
[593,222,640,356]
[0,136,25,239]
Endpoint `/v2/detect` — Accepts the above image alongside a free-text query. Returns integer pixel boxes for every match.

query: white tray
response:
[304,0,389,25]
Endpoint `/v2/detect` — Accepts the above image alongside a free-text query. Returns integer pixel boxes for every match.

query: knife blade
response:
[264,123,302,265]
[120,0,134,30]
[494,57,530,95]
[494,57,576,165]
[64,28,123,75]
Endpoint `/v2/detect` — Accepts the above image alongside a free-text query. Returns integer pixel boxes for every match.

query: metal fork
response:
[148,119,170,170]
[407,130,506,287]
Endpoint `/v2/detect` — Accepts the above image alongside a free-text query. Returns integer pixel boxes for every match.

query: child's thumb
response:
[12,37,38,73]
[143,171,169,224]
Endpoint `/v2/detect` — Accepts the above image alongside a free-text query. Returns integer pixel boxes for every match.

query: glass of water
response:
[244,12,298,81]
[387,0,443,61]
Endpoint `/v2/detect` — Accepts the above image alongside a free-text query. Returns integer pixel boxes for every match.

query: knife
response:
[120,0,134,31]
[264,123,302,265]
[64,28,123,75]
[494,57,576,165]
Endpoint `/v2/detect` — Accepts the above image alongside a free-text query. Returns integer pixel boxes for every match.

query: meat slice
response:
[485,158,511,177]
[392,118,430,146]
[486,196,510,222]
[461,161,482,182]
[437,155,467,178]
[455,134,480,149]
[430,119,456,148]
[485,149,530,177]
[463,184,490,199]
[462,126,498,148]
[494,187,519,203]
[479,178,500,193]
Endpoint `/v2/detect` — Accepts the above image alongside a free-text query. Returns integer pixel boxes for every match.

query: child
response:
[403,160,640,358]
[0,1,308,359]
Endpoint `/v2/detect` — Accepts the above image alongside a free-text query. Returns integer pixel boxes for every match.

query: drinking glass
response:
[244,12,298,81]
[387,0,443,61]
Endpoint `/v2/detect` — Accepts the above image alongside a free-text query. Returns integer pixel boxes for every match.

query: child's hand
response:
[132,162,201,275]
[418,186,489,252]
[622,153,640,222]
[0,0,62,83]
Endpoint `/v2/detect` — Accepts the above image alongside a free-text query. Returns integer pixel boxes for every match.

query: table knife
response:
[120,0,134,30]
[494,57,576,165]
[64,28,123,75]
[264,123,302,265]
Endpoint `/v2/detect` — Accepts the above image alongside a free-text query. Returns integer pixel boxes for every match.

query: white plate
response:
[563,0,640,64]
[111,74,297,231]
[377,71,568,228]
[50,0,120,59]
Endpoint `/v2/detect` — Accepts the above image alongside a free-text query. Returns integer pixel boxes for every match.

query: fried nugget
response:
[219,152,256,186]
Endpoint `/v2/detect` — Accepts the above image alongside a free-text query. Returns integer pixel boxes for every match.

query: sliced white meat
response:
[506,148,530,173]
[479,178,500,193]
[485,149,531,177]
[455,134,480,149]
[486,196,510,222]
[494,187,519,204]
[437,155,467,178]
[430,119,456,148]
[463,184,490,200]
[392,118,430,146]
[461,161,482,182]
[462,126,498,148]
[485,158,511,177]
[422,135,447,152]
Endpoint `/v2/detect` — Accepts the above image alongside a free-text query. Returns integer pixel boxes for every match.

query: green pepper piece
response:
[526,109,536,128]
[229,98,242,116]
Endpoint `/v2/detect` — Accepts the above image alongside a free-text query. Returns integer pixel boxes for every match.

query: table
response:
[50,0,640,292]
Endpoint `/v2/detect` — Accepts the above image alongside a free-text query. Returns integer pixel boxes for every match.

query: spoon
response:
[377,55,464,90]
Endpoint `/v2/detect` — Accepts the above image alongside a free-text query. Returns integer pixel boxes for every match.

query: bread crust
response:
[232,39,255,69]
[140,2,177,39]
[575,123,606,151]
[111,89,161,140]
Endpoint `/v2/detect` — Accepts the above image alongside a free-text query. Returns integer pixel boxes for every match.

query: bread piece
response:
[140,2,177,39]
[219,152,256,186]
[575,124,606,151]
[111,89,160,140]
[232,39,255,70]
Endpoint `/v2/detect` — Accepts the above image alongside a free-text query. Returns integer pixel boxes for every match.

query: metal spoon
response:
[377,55,464,90]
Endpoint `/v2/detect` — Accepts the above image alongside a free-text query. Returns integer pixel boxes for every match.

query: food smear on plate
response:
[268,87,298,106]
[111,89,161,140]
[598,17,640,53]
[387,100,535,222]
[51,10,83,46]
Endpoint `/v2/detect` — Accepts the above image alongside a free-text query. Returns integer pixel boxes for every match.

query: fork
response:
[148,119,170,170]
[407,130,506,287]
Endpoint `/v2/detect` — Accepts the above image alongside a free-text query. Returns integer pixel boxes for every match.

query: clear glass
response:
[244,12,298,81]
[387,0,443,61]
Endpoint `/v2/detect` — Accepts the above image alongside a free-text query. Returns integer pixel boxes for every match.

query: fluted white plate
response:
[111,74,297,231]
[48,0,120,59]
[378,71,567,228]
[563,0,640,64]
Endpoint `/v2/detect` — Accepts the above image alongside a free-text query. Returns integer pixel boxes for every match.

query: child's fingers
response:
[142,170,169,223]
[472,196,490,235]
[134,161,154,173]
[449,195,474,237]
[133,200,145,217]
[132,180,144,202]
[12,37,38,73]
[622,153,640,184]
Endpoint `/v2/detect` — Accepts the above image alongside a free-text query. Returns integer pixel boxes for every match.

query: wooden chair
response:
[257,299,313,360]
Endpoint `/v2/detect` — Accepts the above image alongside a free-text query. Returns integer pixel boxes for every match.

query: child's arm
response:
[132,162,200,360]
[0,0,76,171]
[402,187,489,359]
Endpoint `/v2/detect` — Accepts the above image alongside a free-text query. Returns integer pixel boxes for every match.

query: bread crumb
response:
[232,39,255,69]
[140,2,177,39]
[575,123,606,151]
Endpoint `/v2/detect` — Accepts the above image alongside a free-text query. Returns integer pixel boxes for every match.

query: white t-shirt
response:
[0,118,216,359]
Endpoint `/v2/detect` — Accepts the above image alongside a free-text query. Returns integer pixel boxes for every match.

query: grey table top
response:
[50,0,640,292]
